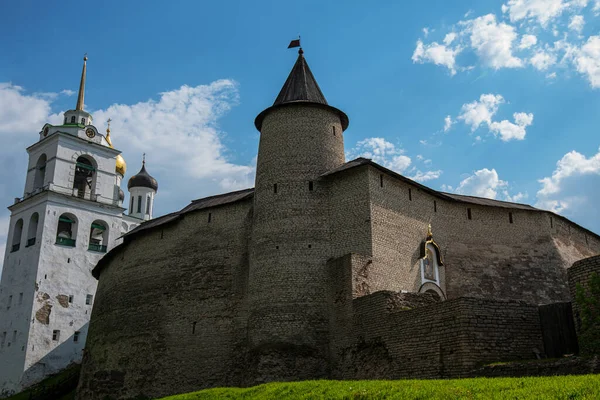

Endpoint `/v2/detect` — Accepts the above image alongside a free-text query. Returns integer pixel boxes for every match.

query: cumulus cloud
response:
[536,147,600,232]
[456,94,533,141]
[409,169,443,182]
[412,40,461,75]
[519,34,538,49]
[91,80,254,188]
[444,168,525,202]
[347,138,443,182]
[502,0,569,26]
[530,50,558,70]
[347,138,412,172]
[574,35,600,88]
[413,1,600,87]
[465,14,523,69]
[443,115,453,132]
[489,112,534,141]
[568,15,585,33]
[60,89,75,96]
[457,94,505,131]
[0,83,55,134]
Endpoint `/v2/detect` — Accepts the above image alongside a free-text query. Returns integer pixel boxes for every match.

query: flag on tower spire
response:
[288,37,301,49]
[76,54,88,111]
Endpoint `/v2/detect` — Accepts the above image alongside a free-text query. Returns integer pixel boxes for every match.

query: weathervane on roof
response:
[288,35,302,54]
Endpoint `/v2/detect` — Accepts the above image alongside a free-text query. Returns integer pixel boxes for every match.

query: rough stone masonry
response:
[77,50,600,400]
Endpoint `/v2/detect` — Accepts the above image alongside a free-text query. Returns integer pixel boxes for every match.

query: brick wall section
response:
[76,200,252,400]
[568,254,600,330]
[363,164,600,304]
[333,293,544,379]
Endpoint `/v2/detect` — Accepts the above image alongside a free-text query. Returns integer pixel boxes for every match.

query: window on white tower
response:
[88,220,108,253]
[73,156,96,199]
[86,294,93,305]
[11,219,23,252]
[27,212,39,247]
[33,154,47,190]
[56,214,77,247]
[146,195,150,215]
[52,330,60,341]
[137,196,142,213]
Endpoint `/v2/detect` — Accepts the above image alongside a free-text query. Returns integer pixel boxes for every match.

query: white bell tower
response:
[0,56,148,396]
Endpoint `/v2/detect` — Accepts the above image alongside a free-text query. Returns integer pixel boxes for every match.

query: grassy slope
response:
[159,375,600,400]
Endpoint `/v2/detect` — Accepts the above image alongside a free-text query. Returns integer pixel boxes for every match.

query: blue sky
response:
[2,0,600,267]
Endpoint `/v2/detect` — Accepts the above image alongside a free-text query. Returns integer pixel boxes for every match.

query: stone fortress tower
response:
[248,47,349,380]
[0,57,157,396]
[77,48,600,400]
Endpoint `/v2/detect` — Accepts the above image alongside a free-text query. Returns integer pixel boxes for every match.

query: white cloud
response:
[412,40,461,75]
[502,0,568,26]
[574,35,600,88]
[443,115,453,132]
[530,50,557,70]
[594,0,600,15]
[60,89,75,96]
[0,83,55,134]
[457,93,505,131]
[536,147,600,232]
[519,34,538,49]
[489,112,534,141]
[91,80,254,189]
[423,27,430,37]
[456,94,533,141]
[348,138,412,173]
[410,169,443,182]
[454,168,507,199]
[444,32,457,46]
[568,15,585,33]
[465,14,523,69]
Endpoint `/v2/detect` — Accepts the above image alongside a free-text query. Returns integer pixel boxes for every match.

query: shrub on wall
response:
[575,272,600,355]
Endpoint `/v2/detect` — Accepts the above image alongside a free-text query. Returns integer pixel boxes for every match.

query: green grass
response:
[159,375,600,400]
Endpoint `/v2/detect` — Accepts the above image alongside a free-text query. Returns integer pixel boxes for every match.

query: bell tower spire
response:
[76,54,88,111]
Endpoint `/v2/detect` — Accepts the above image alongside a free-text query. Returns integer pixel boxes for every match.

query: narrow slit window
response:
[308,181,313,191]
[467,208,472,220]
[129,196,133,214]
[332,126,336,136]
[434,201,437,213]
[380,174,384,188]
[409,188,412,201]
[208,213,212,223]
[74,331,80,342]
[68,295,73,303]
[52,330,60,341]
[273,183,278,194]
[137,196,142,213]
[146,196,151,215]
[192,322,197,334]
[86,294,93,305]
[550,217,553,228]
[509,212,513,224]
[19,293,23,305]
[81,118,86,125]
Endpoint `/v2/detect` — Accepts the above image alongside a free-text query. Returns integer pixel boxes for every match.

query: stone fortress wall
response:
[76,49,600,399]
[77,160,600,399]
[76,198,253,400]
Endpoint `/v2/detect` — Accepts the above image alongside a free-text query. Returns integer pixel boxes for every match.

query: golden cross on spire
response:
[106,118,112,133]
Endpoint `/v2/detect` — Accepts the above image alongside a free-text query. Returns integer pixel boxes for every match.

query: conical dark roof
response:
[255,49,349,131]
[273,49,328,106]
[128,162,158,191]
